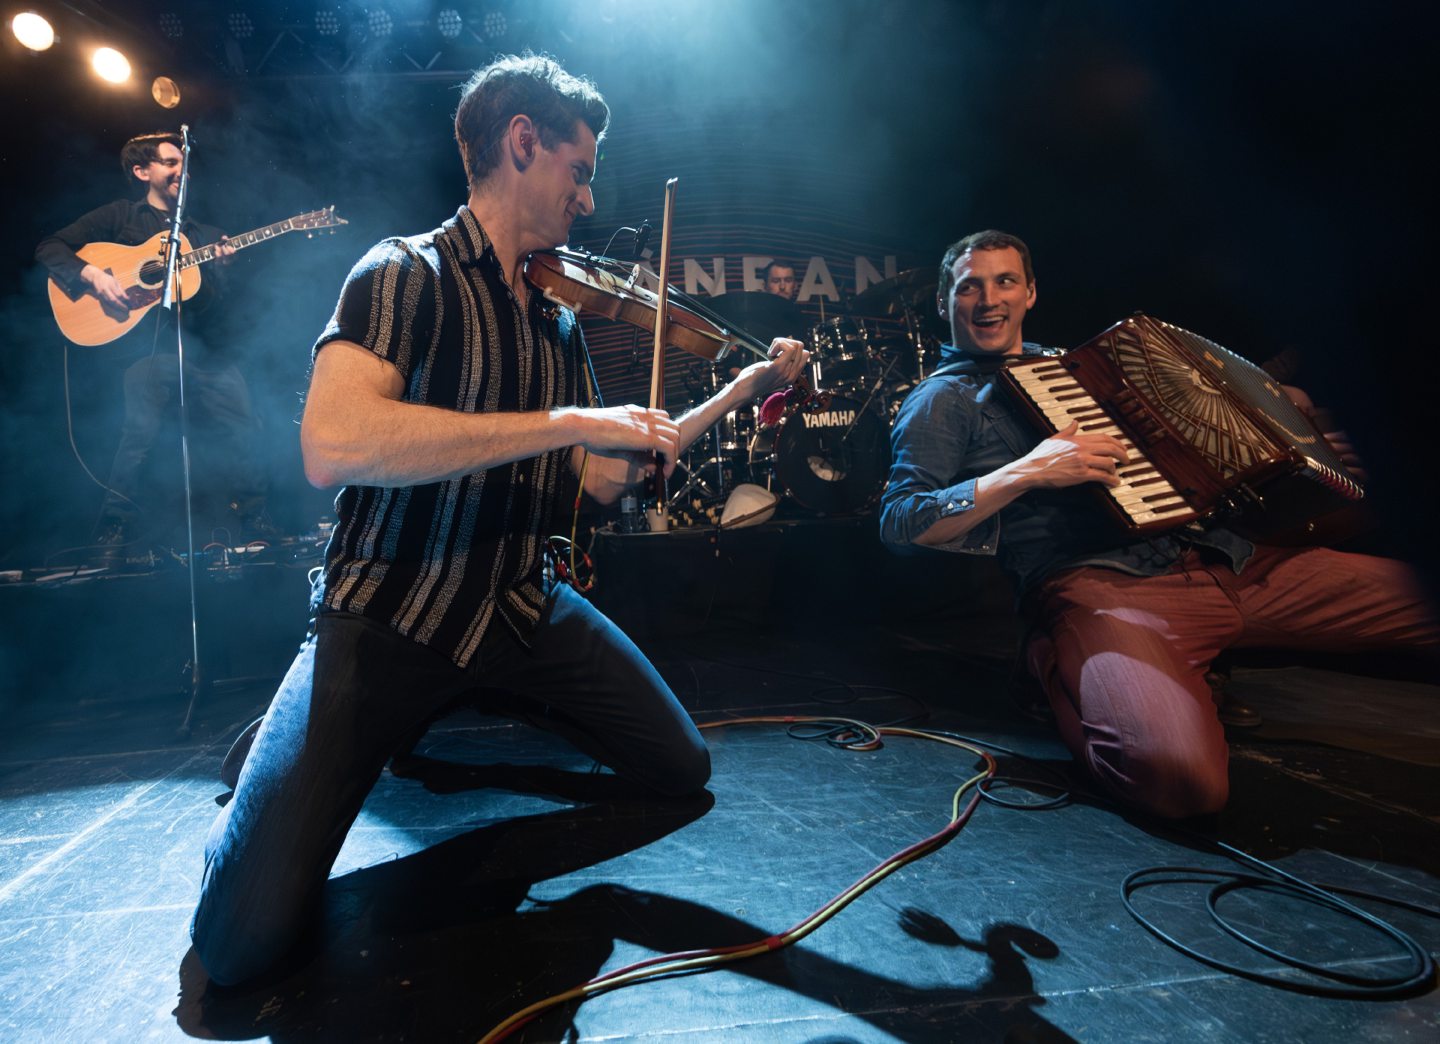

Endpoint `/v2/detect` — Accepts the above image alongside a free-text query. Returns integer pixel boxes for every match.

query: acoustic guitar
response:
[47,205,347,346]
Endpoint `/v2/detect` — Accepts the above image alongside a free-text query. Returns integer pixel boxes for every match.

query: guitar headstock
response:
[293,205,349,237]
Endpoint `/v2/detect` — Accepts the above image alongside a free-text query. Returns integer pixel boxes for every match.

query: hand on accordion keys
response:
[1013,419,1132,491]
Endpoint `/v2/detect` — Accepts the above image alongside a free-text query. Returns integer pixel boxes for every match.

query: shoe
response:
[220,716,265,789]
[1206,671,1263,728]
[93,522,131,566]
[1217,698,1263,728]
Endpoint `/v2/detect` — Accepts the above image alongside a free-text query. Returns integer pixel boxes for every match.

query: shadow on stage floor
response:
[1,518,1436,1041]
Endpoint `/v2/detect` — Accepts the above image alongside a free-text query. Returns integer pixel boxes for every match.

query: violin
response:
[522,248,772,365]
[525,246,825,428]
[524,236,813,526]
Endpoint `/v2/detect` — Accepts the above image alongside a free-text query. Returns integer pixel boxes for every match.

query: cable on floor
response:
[475,715,996,1043]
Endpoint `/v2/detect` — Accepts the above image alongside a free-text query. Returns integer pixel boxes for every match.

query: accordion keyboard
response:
[1007,359,1198,528]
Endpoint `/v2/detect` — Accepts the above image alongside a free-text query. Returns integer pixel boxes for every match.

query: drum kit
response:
[663,268,944,527]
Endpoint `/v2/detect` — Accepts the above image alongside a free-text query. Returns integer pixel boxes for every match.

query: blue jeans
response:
[190,583,710,986]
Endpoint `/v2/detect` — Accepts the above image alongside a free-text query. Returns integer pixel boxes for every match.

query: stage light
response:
[92,47,131,84]
[227,12,254,40]
[437,8,461,38]
[158,12,183,40]
[152,76,181,109]
[11,11,55,51]
[315,7,340,36]
[483,11,506,38]
[367,8,392,37]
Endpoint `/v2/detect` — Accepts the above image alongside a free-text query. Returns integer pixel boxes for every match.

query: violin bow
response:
[648,178,679,526]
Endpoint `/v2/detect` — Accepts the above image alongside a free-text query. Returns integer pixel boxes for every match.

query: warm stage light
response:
[92,46,131,83]
[152,76,181,109]
[11,11,55,50]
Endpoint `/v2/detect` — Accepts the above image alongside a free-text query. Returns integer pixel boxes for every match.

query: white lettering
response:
[798,257,839,303]
[855,255,898,293]
[741,256,773,293]
[684,257,726,296]
[802,410,856,429]
[633,252,660,292]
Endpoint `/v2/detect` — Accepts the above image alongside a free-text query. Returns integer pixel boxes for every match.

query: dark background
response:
[2,0,1435,590]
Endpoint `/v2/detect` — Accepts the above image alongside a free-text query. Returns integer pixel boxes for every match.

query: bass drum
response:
[749,393,890,514]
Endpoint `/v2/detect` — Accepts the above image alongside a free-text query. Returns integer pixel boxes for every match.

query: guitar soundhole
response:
[138,261,165,288]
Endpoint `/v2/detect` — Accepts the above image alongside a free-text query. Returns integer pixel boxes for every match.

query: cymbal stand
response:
[901,302,930,380]
[840,354,898,445]
[667,435,725,509]
[668,368,732,508]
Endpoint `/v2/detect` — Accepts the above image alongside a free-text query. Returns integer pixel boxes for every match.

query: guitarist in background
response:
[34,131,271,560]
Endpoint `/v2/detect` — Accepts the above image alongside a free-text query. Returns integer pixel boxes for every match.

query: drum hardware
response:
[717,403,756,452]
[748,390,889,515]
[850,267,939,319]
[808,316,874,389]
[663,363,760,523]
[850,267,945,387]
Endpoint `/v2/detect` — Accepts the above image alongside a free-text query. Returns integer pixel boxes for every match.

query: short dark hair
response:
[762,259,796,281]
[938,230,1034,300]
[120,132,182,182]
[454,53,609,188]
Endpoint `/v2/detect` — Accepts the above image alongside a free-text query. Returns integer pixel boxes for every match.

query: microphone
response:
[633,219,651,260]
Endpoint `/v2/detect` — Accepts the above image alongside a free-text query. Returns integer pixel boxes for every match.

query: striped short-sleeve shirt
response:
[310,206,589,667]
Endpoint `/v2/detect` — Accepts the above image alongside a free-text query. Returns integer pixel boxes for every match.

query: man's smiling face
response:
[941,245,1036,357]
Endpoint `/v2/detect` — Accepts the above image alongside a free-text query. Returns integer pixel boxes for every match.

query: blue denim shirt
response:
[878,342,1253,596]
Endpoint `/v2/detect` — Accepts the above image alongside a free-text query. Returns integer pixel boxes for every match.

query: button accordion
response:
[998,314,1363,538]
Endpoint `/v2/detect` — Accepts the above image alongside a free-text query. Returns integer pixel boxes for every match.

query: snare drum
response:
[749,392,889,514]
[809,317,873,388]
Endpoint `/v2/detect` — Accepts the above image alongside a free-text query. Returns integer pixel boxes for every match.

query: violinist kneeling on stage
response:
[190,54,806,986]
[879,229,1438,820]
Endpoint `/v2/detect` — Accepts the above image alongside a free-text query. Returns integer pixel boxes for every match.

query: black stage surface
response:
[1,520,1437,1042]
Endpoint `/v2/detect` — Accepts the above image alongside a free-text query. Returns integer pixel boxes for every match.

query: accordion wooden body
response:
[998,314,1363,539]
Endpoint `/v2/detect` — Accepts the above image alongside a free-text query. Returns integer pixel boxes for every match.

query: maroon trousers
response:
[1026,545,1438,818]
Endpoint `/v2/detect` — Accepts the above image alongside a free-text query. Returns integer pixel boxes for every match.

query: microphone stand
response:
[163,126,206,736]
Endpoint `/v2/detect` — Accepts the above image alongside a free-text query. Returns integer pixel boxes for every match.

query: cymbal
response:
[851,267,937,317]
[702,291,806,343]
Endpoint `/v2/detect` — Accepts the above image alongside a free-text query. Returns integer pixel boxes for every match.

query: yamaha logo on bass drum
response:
[801,409,857,429]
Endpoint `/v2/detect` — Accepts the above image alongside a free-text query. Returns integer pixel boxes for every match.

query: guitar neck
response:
[179,218,301,269]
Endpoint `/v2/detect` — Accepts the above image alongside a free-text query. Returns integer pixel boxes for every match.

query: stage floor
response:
[1,605,1436,1042]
